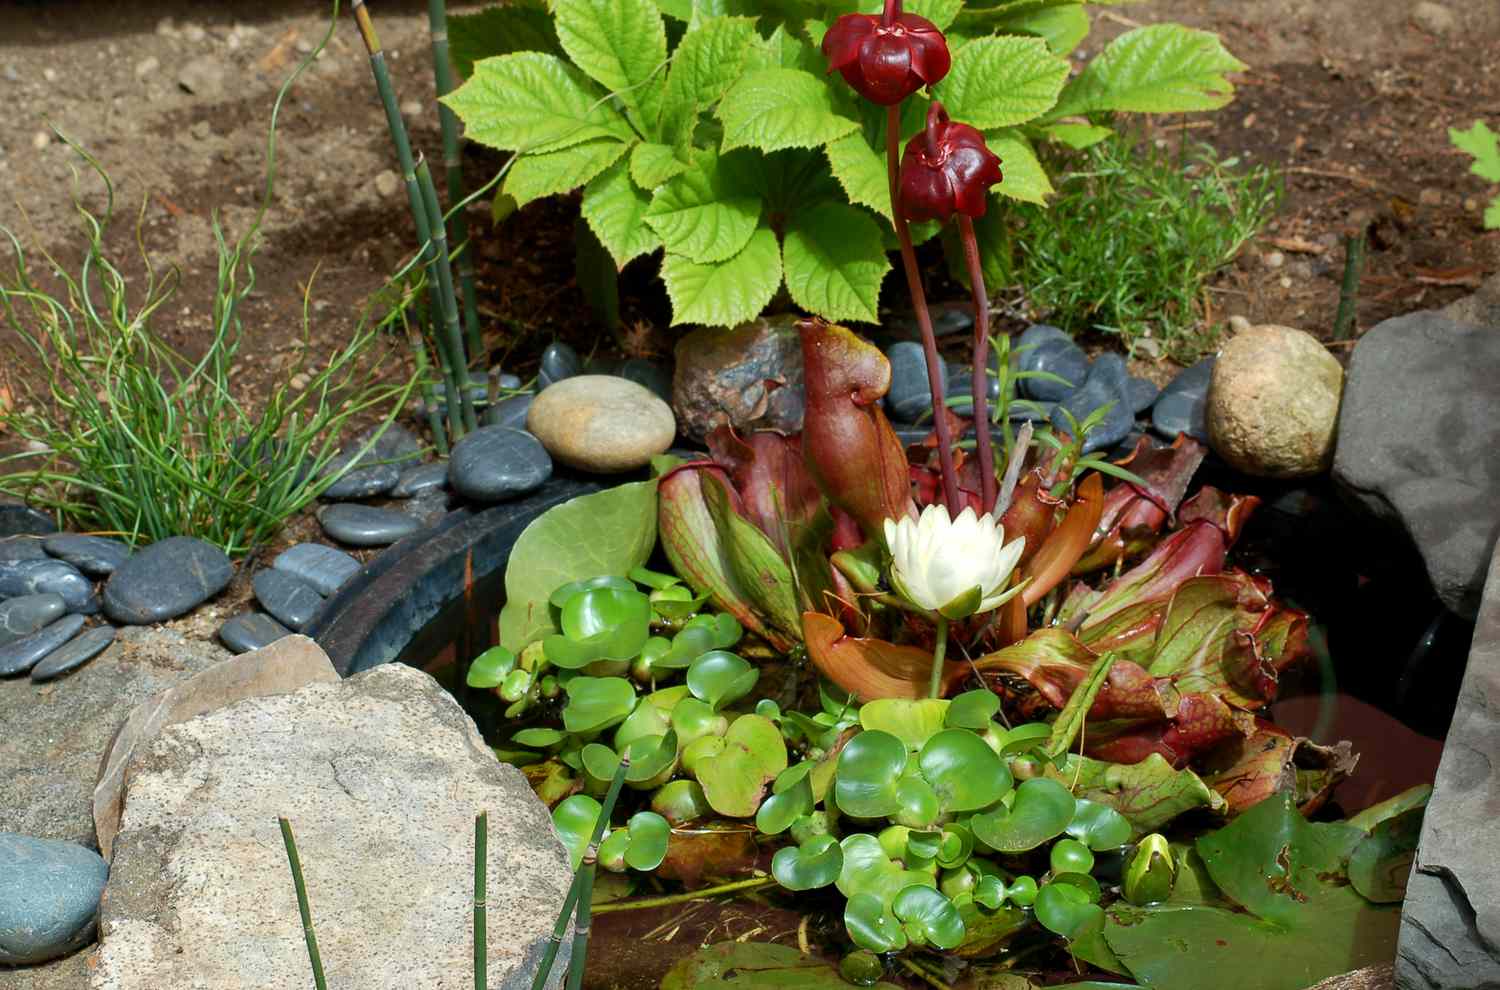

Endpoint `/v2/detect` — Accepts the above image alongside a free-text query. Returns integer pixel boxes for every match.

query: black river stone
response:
[102,536,233,625]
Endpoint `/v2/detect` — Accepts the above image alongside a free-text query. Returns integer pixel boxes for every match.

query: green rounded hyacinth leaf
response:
[623,811,671,871]
[550,574,636,608]
[844,892,908,953]
[628,565,680,590]
[892,884,966,950]
[918,729,1014,813]
[659,624,718,669]
[597,826,632,872]
[905,829,943,863]
[652,778,712,823]
[971,778,1077,852]
[1048,871,1103,903]
[937,825,974,869]
[561,586,652,640]
[834,730,909,819]
[1050,838,1097,876]
[755,772,814,835]
[697,714,786,818]
[552,793,602,869]
[894,775,941,829]
[561,676,638,734]
[681,734,727,777]
[615,700,670,748]
[581,742,624,783]
[467,646,517,688]
[1033,881,1104,940]
[772,833,844,891]
[973,873,1039,909]
[755,698,782,721]
[624,730,679,783]
[1067,798,1134,850]
[996,722,1053,756]
[512,727,567,748]
[499,668,533,703]
[859,698,949,750]
[670,696,730,745]
[686,650,760,709]
[944,690,1001,730]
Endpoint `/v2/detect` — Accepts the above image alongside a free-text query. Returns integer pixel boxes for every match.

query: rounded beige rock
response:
[1206,324,1343,478]
[527,374,676,473]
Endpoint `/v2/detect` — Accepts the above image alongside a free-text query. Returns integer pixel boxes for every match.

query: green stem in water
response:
[929,615,950,699]
[887,104,961,515]
[278,817,329,990]
[590,875,778,915]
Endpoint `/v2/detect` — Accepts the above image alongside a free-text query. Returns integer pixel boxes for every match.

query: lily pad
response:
[1348,806,1423,903]
[971,778,1076,852]
[467,645,517,688]
[661,941,901,990]
[687,650,760,709]
[561,676,638,734]
[834,730,909,819]
[773,834,844,891]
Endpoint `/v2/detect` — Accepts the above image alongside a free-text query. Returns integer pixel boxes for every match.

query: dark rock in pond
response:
[538,341,582,389]
[1125,375,1160,413]
[272,543,361,596]
[218,612,292,654]
[319,424,421,500]
[672,314,805,442]
[495,371,523,392]
[448,425,553,503]
[0,594,66,647]
[0,559,97,614]
[483,393,535,431]
[1150,357,1215,442]
[42,534,130,577]
[618,358,673,402]
[1333,311,1500,618]
[0,505,57,538]
[1017,325,1090,402]
[30,625,115,683]
[0,832,108,964]
[1085,352,1131,400]
[317,504,421,548]
[0,614,86,677]
[885,341,945,423]
[391,461,449,498]
[252,569,324,632]
[1052,377,1134,454]
[0,536,50,562]
[400,491,455,527]
[102,536,233,625]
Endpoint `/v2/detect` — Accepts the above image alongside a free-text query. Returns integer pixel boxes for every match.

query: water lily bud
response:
[898,102,1004,223]
[821,11,951,106]
[1123,833,1175,905]
[883,503,1026,619]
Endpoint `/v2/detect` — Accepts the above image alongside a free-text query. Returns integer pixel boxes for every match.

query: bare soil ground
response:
[0,0,1496,404]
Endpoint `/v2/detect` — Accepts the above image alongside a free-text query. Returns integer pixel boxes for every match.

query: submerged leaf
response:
[661,941,901,990]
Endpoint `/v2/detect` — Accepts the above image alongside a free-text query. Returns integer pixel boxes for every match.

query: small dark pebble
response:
[102,536,232,625]
[252,568,324,632]
[0,537,50,562]
[219,612,293,654]
[390,461,449,498]
[538,341,582,388]
[0,594,66,647]
[0,505,57,538]
[317,504,422,548]
[30,625,116,682]
[0,559,97,614]
[272,543,361,596]
[0,614,87,677]
[42,534,130,577]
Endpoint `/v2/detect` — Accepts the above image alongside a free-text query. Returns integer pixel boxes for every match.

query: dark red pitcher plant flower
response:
[820,3,951,105]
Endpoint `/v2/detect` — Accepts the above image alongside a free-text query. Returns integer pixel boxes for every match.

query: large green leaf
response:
[717,68,860,154]
[782,202,891,324]
[447,1,564,79]
[503,138,632,207]
[1043,753,1225,834]
[630,141,691,188]
[581,161,661,269]
[555,0,668,131]
[660,223,782,326]
[934,36,1070,130]
[993,3,1091,56]
[644,148,763,264]
[443,52,633,153]
[658,15,764,146]
[824,133,892,221]
[1051,24,1246,117]
[1348,807,1423,904]
[497,480,659,652]
[905,0,963,30]
[986,129,1054,205]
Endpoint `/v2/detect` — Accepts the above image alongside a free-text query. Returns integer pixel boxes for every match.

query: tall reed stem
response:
[957,215,997,511]
[475,811,488,990]
[350,0,466,440]
[888,106,961,515]
[425,0,483,359]
[279,817,329,990]
[417,156,479,432]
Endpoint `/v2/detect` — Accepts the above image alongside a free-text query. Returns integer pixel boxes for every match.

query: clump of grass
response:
[0,26,419,556]
[1007,130,1282,364]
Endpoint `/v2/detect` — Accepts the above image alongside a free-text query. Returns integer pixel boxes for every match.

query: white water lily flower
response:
[883,504,1026,619]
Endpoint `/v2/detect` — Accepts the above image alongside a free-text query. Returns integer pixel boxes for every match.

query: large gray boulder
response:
[93,663,573,990]
[1396,543,1500,988]
[1332,309,1500,616]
